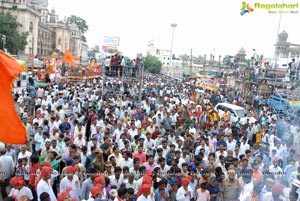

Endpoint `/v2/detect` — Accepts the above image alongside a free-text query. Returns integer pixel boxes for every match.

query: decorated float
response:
[68,58,101,81]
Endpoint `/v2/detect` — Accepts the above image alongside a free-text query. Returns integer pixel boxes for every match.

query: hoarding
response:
[103,36,120,46]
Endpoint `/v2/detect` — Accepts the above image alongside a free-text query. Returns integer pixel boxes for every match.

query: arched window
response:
[29,21,33,33]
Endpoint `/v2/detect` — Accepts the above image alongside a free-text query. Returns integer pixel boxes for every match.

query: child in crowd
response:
[196,182,210,201]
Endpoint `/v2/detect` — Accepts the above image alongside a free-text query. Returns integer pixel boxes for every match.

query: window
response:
[29,21,33,33]
[58,38,61,45]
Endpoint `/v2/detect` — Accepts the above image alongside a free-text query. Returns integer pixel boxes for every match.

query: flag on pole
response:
[0,51,27,144]
[62,50,78,68]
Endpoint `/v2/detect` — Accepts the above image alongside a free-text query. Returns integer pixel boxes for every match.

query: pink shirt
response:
[132,152,146,164]
[142,162,158,172]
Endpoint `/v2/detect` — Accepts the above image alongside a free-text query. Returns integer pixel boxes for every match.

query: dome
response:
[238,47,246,55]
[279,30,288,41]
[69,23,79,31]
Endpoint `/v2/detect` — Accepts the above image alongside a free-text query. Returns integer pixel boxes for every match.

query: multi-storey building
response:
[0,0,86,57]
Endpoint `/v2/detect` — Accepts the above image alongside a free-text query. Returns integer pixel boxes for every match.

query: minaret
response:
[147,38,156,56]
[49,8,56,23]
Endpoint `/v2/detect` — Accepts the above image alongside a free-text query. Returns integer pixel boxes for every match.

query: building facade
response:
[0,0,86,57]
[275,30,300,59]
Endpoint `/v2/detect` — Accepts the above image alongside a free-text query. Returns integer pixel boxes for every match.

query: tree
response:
[143,55,162,74]
[81,35,87,43]
[66,15,88,42]
[223,55,232,66]
[0,12,28,54]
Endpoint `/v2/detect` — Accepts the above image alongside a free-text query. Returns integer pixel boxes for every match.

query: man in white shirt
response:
[0,146,14,198]
[226,135,236,151]
[18,145,32,161]
[137,184,154,201]
[9,176,33,200]
[119,151,133,169]
[109,166,124,190]
[176,177,194,201]
[124,173,138,194]
[60,166,81,201]
[36,166,57,201]
[74,132,86,150]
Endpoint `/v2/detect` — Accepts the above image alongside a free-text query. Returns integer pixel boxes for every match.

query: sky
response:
[48,0,300,59]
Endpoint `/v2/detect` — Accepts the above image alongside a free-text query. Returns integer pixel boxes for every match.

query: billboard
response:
[103,36,120,46]
[102,46,118,53]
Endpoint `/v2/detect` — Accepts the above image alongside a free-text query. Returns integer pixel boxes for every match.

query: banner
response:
[103,36,119,46]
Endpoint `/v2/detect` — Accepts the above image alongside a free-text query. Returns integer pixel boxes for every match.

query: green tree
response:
[66,15,89,33]
[223,55,232,66]
[81,35,87,43]
[143,55,162,74]
[0,12,28,54]
[66,15,88,42]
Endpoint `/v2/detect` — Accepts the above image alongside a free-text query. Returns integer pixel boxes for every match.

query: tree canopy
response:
[143,55,162,74]
[223,55,232,66]
[0,12,28,54]
[66,15,88,42]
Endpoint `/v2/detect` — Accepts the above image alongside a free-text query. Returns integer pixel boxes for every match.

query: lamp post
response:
[170,23,177,67]
[2,35,6,52]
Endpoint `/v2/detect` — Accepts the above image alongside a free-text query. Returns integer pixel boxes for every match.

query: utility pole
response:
[190,48,193,76]
[170,23,177,67]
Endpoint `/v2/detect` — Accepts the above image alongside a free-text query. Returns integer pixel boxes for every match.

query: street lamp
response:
[170,23,177,67]
[2,35,6,52]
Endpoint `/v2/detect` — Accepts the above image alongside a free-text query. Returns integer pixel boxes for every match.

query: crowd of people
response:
[1,70,300,201]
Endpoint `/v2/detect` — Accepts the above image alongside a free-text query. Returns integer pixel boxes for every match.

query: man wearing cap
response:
[9,176,33,200]
[260,177,275,200]
[137,184,153,201]
[269,157,283,183]
[91,147,105,172]
[36,166,56,201]
[60,166,81,200]
[176,177,193,201]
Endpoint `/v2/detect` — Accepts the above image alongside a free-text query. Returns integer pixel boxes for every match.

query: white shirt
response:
[74,137,86,149]
[124,179,138,194]
[18,151,32,160]
[137,194,154,201]
[109,175,124,190]
[9,186,33,201]
[60,175,81,201]
[238,142,250,157]
[0,155,14,180]
[226,140,236,151]
[119,157,133,168]
[176,186,194,201]
[37,179,57,201]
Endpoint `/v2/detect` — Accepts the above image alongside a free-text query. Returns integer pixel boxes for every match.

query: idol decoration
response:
[87,58,101,74]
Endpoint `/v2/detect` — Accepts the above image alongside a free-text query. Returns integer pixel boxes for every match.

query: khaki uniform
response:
[221,178,240,201]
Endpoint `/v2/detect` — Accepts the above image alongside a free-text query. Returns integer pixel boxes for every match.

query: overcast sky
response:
[48,0,300,59]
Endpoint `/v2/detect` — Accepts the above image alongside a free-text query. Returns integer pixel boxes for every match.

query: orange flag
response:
[62,50,77,68]
[0,51,27,144]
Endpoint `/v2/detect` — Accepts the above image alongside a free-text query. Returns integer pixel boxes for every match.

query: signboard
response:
[19,54,34,62]
[102,46,118,53]
[103,36,119,46]
[267,69,287,77]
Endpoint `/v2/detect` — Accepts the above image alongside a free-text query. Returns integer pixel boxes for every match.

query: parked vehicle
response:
[214,103,256,124]
[267,94,300,115]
